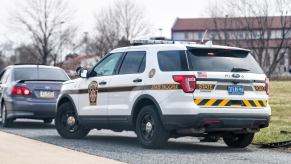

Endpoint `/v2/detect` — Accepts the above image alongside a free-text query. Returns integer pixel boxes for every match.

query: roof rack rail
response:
[13,63,46,65]
[130,39,197,46]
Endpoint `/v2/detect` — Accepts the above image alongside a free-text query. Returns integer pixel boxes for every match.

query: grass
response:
[253,81,291,144]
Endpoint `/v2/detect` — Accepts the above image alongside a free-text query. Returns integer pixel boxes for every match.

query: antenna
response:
[201,29,208,43]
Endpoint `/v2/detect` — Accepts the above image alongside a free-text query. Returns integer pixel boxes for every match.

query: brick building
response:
[172,16,291,75]
[60,55,100,78]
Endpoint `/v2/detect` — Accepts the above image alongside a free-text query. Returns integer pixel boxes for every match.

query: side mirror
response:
[76,67,88,78]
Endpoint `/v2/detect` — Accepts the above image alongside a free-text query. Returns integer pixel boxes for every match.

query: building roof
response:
[172,16,291,31]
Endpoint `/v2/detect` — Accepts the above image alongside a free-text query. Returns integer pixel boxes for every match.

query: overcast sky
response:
[0,0,218,44]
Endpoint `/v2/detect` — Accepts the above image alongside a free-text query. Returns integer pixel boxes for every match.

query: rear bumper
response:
[162,113,270,131]
[5,100,56,119]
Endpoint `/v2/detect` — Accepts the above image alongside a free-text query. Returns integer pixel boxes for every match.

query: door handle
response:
[133,78,142,83]
[99,81,107,85]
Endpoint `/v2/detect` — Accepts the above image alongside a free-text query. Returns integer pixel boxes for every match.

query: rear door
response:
[186,48,268,108]
[107,51,146,117]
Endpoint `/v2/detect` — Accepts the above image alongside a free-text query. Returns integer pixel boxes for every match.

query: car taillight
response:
[12,86,31,96]
[173,75,196,93]
[265,77,270,95]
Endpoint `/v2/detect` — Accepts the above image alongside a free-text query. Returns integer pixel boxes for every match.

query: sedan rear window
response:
[14,68,69,81]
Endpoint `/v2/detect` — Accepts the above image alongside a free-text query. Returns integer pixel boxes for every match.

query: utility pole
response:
[158,28,163,37]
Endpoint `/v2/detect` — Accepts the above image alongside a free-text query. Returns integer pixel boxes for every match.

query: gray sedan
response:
[0,64,70,127]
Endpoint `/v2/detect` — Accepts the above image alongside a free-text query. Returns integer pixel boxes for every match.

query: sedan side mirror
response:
[76,67,88,78]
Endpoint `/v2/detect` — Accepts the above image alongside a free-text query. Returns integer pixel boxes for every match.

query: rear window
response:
[187,48,264,73]
[157,49,263,74]
[14,67,69,81]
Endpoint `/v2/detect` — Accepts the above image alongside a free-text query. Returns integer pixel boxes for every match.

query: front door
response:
[77,52,124,117]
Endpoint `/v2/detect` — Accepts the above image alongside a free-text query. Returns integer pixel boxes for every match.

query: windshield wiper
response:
[231,67,250,72]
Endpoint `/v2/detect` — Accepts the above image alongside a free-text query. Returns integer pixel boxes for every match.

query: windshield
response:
[14,67,69,81]
[187,48,264,74]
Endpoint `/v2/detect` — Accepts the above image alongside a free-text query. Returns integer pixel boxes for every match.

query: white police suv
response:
[55,40,271,149]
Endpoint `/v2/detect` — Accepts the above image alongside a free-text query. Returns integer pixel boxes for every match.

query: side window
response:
[138,55,146,73]
[91,52,123,77]
[119,51,146,75]
[0,70,5,83]
[0,69,10,84]
[119,51,146,74]
[157,51,188,71]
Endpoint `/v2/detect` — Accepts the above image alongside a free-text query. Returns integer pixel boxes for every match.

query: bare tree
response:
[115,0,150,41]
[13,44,41,64]
[0,52,6,71]
[91,0,150,56]
[207,0,291,76]
[94,7,120,56]
[0,41,14,69]
[12,0,76,65]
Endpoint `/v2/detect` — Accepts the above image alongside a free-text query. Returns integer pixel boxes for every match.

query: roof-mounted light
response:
[205,40,213,46]
[174,41,197,45]
[130,39,198,46]
[131,39,174,45]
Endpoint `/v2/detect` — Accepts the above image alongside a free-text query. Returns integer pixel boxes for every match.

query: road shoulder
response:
[0,131,124,164]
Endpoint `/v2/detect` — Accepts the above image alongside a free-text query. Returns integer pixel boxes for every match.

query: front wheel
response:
[135,105,169,149]
[223,133,254,148]
[1,102,13,127]
[55,102,90,139]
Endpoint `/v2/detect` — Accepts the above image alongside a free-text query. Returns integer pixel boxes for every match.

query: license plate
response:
[227,85,244,95]
[39,91,55,98]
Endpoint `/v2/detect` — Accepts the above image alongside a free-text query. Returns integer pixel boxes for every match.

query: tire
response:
[135,105,169,149]
[223,133,254,148]
[55,102,90,139]
[1,102,13,127]
[43,118,53,124]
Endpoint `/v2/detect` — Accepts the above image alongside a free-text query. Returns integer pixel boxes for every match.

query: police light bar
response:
[131,39,197,46]
[131,39,174,45]
[175,41,197,45]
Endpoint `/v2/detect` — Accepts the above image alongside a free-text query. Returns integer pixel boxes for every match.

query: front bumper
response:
[5,100,56,119]
[161,113,270,131]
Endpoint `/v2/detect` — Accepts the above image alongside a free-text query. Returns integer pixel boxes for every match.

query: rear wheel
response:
[135,105,169,149]
[1,102,13,127]
[55,102,90,139]
[223,133,254,148]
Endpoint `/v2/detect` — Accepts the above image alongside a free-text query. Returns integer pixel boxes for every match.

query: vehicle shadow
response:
[74,134,255,153]
[0,120,55,129]
[0,121,256,153]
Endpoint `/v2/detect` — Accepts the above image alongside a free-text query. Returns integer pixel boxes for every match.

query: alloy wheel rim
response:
[61,111,79,132]
[140,114,155,141]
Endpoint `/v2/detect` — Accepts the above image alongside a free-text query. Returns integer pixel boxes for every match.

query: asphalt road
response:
[0,120,291,164]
